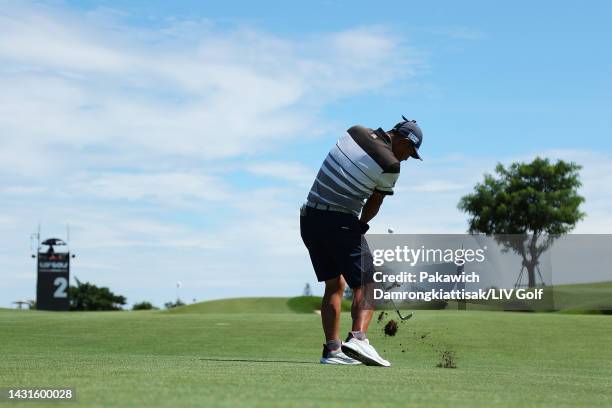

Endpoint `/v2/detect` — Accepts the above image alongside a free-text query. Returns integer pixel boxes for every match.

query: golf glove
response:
[358,221,370,234]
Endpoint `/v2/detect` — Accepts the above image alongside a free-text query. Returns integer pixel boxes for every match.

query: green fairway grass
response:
[1,302,611,407]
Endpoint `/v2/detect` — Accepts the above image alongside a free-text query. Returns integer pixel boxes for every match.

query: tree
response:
[132,301,158,310]
[302,283,312,296]
[69,277,127,311]
[458,157,585,287]
[164,299,185,309]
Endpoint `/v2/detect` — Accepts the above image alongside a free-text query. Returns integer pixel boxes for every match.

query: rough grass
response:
[287,296,351,313]
[551,281,612,313]
[163,297,293,314]
[163,296,351,315]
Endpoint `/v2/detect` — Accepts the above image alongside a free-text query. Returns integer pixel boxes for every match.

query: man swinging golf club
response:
[300,116,423,366]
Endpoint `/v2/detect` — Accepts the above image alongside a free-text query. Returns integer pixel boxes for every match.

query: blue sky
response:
[62,0,612,156]
[1,0,611,307]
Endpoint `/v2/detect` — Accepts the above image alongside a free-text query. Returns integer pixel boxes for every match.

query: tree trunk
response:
[527,234,539,288]
[527,263,536,288]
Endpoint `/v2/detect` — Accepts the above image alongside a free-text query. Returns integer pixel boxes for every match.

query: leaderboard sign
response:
[36,252,70,311]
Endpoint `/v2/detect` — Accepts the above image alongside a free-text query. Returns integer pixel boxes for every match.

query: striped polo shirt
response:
[307,125,400,215]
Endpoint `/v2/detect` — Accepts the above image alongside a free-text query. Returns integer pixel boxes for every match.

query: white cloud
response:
[2,148,612,306]
[0,1,424,306]
[377,149,612,234]
[0,7,130,72]
[0,186,47,195]
[534,149,612,234]
[67,171,231,204]
[245,161,316,186]
[0,3,418,177]
[399,180,471,193]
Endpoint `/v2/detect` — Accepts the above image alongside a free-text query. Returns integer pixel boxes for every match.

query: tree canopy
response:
[458,157,585,287]
[69,277,127,311]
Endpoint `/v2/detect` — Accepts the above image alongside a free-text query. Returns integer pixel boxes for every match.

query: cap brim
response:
[411,149,423,161]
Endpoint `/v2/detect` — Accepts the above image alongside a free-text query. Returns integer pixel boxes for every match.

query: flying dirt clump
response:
[436,350,457,369]
[377,311,388,323]
[383,319,398,336]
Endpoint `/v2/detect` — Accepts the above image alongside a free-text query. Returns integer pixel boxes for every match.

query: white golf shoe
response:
[341,337,391,367]
[320,344,362,365]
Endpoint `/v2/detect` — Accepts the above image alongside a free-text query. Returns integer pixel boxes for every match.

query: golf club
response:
[391,297,414,320]
[383,227,412,320]
[382,281,414,321]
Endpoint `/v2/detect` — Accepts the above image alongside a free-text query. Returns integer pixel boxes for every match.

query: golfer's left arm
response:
[360,170,399,228]
[360,191,385,225]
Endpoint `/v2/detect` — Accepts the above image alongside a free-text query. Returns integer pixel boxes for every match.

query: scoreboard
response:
[36,252,70,311]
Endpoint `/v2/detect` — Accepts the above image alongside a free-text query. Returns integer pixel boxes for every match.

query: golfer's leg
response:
[321,276,346,342]
[342,284,390,367]
[350,286,374,333]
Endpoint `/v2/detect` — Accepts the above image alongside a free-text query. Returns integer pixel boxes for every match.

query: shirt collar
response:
[374,128,392,144]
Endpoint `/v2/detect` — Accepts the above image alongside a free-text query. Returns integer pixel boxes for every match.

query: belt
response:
[304,201,355,215]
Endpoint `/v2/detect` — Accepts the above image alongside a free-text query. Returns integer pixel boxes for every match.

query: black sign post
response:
[36,240,70,311]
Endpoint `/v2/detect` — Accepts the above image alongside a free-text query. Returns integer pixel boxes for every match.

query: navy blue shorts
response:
[300,205,374,289]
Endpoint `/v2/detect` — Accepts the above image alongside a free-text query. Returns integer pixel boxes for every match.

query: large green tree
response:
[69,277,127,311]
[458,157,585,287]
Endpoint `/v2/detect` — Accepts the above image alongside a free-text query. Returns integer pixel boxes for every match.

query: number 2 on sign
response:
[54,277,68,298]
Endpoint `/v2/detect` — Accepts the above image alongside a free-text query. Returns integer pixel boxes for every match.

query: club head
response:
[382,281,402,291]
[396,310,414,321]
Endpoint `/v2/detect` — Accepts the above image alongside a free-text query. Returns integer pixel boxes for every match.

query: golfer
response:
[300,116,423,366]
